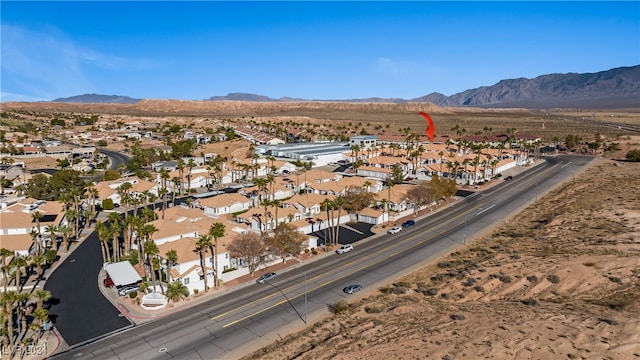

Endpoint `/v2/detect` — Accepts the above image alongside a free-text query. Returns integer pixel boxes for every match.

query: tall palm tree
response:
[31,211,44,255]
[0,248,13,292]
[107,212,123,261]
[143,240,160,293]
[30,254,46,279]
[58,225,73,253]
[95,222,112,263]
[159,168,170,218]
[195,235,212,292]
[165,249,178,286]
[45,224,59,251]
[31,289,51,310]
[1,290,18,347]
[13,255,28,290]
[208,223,226,290]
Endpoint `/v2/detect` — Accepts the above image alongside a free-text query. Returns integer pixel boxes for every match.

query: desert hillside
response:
[242,139,640,360]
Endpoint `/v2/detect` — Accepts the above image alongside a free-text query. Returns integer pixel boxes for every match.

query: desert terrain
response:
[242,138,640,360]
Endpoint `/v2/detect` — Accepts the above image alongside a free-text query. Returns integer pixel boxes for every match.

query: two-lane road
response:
[52,155,593,360]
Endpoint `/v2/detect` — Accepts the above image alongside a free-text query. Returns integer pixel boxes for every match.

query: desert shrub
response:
[430,273,445,283]
[521,298,539,306]
[379,286,392,294]
[526,275,538,283]
[608,276,622,284]
[473,285,484,293]
[364,306,383,314]
[311,249,318,255]
[128,291,138,299]
[450,314,465,321]
[422,288,438,296]
[625,149,640,161]
[330,300,351,315]
[499,275,512,283]
[390,286,409,295]
[394,281,412,289]
[437,261,452,268]
[547,275,561,284]
[583,262,596,267]
[461,277,476,287]
[440,293,450,299]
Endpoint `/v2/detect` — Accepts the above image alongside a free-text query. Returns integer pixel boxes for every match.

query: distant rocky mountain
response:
[50,65,639,108]
[52,93,141,104]
[206,92,280,102]
[411,65,640,108]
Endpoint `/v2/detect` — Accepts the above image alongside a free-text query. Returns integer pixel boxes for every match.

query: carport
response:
[104,261,142,287]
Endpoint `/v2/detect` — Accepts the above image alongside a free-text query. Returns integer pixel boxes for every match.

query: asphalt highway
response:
[50,154,593,360]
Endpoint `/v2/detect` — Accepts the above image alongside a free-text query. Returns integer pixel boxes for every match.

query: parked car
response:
[343,284,363,294]
[336,244,354,254]
[103,277,114,288]
[256,272,277,284]
[402,220,416,228]
[387,226,402,234]
[118,285,139,296]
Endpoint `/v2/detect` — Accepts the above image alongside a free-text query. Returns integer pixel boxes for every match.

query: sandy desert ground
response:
[242,139,640,360]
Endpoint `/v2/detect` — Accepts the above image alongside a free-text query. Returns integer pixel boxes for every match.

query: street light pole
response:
[464,215,467,245]
[303,270,307,324]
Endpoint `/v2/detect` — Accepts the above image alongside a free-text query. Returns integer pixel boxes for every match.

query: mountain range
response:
[52,65,640,108]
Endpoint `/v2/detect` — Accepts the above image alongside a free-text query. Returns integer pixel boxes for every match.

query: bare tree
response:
[226,232,267,275]
[265,223,306,263]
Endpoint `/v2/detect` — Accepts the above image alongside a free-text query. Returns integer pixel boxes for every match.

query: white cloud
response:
[0,24,158,100]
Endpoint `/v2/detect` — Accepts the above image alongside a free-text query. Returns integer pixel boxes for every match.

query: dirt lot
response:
[242,139,640,360]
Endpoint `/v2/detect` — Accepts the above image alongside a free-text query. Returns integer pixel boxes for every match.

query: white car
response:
[336,244,354,254]
[387,226,402,234]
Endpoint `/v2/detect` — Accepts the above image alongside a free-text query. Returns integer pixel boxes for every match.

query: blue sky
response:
[1,1,638,102]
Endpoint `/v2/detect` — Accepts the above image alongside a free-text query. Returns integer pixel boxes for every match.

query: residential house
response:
[0,198,66,256]
[94,176,159,206]
[198,193,252,217]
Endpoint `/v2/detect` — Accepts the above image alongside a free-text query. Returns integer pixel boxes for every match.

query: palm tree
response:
[30,254,46,279]
[58,224,73,253]
[1,248,13,292]
[1,290,18,347]
[166,281,189,304]
[159,168,170,218]
[13,255,28,290]
[45,224,59,251]
[195,235,212,292]
[31,289,51,310]
[208,223,226,290]
[95,222,112,263]
[143,240,160,293]
[107,212,123,261]
[31,211,43,255]
[165,249,178,286]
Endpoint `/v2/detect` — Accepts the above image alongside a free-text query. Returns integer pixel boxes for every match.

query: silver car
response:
[256,272,277,284]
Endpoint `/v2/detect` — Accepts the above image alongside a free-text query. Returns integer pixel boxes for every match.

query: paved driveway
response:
[311,222,374,245]
[44,232,132,347]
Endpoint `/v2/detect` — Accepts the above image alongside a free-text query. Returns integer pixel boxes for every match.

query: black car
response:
[256,272,277,284]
